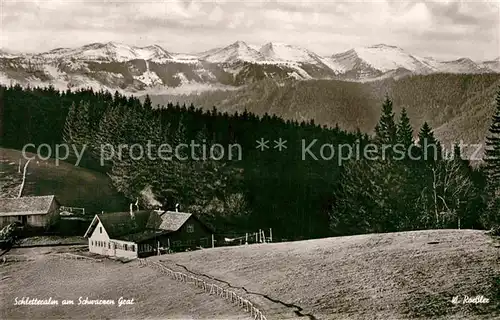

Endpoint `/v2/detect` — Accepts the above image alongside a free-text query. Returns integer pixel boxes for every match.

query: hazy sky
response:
[1,0,499,60]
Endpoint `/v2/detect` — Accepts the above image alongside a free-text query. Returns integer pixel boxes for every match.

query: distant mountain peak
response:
[228,40,252,49]
[259,42,320,63]
[201,40,264,63]
[455,57,473,62]
[262,42,295,48]
[0,40,498,93]
[330,44,438,78]
[367,44,400,49]
[36,42,172,62]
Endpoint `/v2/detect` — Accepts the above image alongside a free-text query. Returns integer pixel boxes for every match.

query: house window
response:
[108,243,111,249]
[186,224,194,233]
[91,240,94,246]
[173,240,182,247]
[131,245,135,252]
[124,244,128,251]
[100,227,102,234]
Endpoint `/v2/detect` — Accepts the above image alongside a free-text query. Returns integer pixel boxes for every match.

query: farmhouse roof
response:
[84,210,151,239]
[147,211,192,232]
[118,229,170,242]
[98,211,151,238]
[0,195,56,216]
[84,210,212,241]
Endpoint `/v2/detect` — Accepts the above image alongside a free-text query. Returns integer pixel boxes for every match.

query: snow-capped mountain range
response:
[0,41,498,94]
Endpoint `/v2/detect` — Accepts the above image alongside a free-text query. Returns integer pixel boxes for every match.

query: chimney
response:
[175,203,180,212]
[134,198,139,211]
[161,201,169,211]
[153,205,164,215]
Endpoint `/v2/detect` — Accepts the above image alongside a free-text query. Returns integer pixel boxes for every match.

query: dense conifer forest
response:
[2,84,499,238]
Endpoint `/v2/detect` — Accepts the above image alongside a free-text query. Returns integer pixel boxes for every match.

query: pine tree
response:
[416,122,441,227]
[62,102,77,144]
[144,94,152,109]
[484,90,500,193]
[418,122,441,162]
[397,108,413,148]
[483,89,500,227]
[374,95,398,146]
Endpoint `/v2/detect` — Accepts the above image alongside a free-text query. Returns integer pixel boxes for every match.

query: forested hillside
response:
[149,74,500,149]
[2,83,499,238]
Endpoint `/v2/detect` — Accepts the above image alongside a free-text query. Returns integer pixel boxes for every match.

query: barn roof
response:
[0,195,56,216]
[147,211,192,232]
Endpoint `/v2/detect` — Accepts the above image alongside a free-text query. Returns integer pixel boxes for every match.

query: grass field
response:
[1,230,498,320]
[0,148,127,213]
[0,246,251,320]
[150,229,500,320]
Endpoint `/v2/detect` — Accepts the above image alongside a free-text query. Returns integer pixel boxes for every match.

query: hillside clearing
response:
[0,148,127,213]
[150,230,500,320]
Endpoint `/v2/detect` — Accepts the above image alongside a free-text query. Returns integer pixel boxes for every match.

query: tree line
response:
[1,84,499,238]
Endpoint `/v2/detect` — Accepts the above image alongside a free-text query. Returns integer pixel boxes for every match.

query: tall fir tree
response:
[374,95,398,146]
[144,94,152,109]
[484,89,500,193]
[62,102,77,144]
[397,107,413,148]
[418,122,441,162]
[483,89,500,228]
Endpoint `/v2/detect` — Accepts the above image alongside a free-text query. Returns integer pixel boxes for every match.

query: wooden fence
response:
[1,255,35,263]
[56,252,103,262]
[139,259,267,320]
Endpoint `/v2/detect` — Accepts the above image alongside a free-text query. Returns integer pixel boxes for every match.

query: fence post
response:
[138,259,267,320]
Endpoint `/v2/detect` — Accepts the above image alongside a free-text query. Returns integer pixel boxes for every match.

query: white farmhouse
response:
[83,210,158,259]
[84,208,214,259]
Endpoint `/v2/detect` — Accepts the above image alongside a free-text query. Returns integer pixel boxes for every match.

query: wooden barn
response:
[145,209,214,250]
[83,208,213,259]
[0,195,60,229]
